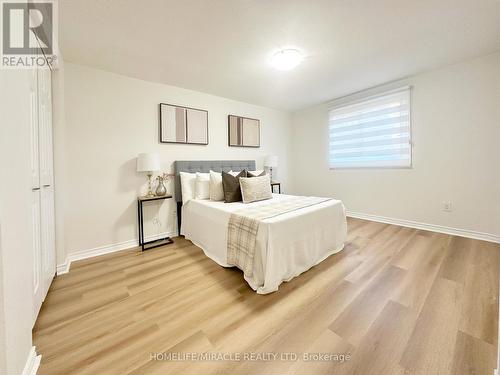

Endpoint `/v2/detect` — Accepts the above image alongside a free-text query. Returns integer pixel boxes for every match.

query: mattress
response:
[181,193,347,294]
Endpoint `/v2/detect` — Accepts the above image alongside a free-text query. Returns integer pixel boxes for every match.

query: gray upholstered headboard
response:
[173,160,256,203]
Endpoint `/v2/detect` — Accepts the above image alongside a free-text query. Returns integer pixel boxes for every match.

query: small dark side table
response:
[137,195,174,251]
[271,182,281,194]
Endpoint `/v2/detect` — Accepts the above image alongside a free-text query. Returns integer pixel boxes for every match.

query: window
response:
[328,87,411,169]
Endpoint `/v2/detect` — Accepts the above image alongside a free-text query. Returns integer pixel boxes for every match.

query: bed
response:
[174,160,347,294]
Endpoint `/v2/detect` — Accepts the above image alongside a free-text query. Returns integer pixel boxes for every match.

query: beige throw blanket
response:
[227,196,332,277]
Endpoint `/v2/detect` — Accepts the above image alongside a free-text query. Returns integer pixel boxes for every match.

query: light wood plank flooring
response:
[33,218,500,374]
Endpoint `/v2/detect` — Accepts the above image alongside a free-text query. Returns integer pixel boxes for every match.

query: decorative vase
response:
[155,176,167,196]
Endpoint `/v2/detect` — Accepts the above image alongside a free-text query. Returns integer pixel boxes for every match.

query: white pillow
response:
[228,170,241,176]
[179,172,197,204]
[248,170,265,177]
[195,172,210,200]
[239,175,272,203]
[209,170,224,201]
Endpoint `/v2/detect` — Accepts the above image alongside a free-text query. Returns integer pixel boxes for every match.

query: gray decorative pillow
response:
[222,170,247,203]
[239,175,272,203]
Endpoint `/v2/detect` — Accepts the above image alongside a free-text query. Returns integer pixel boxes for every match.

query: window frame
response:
[327,86,413,170]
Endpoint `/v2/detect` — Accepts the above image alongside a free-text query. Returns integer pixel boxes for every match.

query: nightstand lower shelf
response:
[139,236,174,251]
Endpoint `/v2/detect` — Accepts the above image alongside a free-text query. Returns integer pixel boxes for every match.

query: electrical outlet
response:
[442,201,452,212]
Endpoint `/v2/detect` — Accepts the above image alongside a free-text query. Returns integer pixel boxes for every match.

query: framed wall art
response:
[159,103,208,145]
[228,115,260,148]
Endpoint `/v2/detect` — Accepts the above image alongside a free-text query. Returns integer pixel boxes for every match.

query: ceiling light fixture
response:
[270,48,303,71]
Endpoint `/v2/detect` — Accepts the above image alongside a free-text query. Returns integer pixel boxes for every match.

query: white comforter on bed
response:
[181,194,347,294]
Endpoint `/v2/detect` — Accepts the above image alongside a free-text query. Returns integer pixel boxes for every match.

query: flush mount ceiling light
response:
[270,49,303,71]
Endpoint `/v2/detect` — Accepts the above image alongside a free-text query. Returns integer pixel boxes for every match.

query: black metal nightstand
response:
[271,182,281,194]
[137,195,174,251]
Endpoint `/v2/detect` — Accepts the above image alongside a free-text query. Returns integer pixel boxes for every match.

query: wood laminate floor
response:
[33,218,500,375]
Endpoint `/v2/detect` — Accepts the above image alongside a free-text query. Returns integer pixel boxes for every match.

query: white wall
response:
[0,70,36,375]
[58,63,292,263]
[0,229,6,375]
[290,52,500,239]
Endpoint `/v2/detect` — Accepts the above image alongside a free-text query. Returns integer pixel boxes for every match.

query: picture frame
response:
[159,103,208,145]
[228,115,260,148]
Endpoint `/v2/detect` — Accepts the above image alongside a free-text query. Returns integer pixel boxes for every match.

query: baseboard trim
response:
[56,231,177,275]
[22,346,41,375]
[346,210,500,244]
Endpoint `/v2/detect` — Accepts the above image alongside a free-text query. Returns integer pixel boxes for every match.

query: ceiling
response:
[59,0,500,111]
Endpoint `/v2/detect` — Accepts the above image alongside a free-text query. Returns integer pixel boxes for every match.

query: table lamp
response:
[264,155,278,182]
[137,153,160,197]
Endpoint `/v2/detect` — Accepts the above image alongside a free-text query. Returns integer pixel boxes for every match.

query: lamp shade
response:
[264,155,278,168]
[137,153,160,172]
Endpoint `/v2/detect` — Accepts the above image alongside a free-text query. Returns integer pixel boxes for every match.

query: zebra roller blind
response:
[328,87,412,168]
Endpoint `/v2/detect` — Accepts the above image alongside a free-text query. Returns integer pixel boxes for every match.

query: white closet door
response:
[38,62,55,299]
[40,184,55,297]
[31,57,44,321]
[39,64,53,187]
[30,63,40,189]
[32,190,43,321]
[31,38,56,323]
